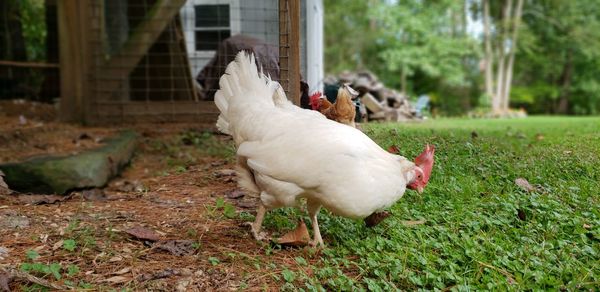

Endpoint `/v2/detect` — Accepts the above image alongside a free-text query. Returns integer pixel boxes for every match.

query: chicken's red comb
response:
[309,91,323,110]
[415,144,435,183]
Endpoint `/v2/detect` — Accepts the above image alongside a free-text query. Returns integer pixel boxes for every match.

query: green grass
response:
[300,116,600,290]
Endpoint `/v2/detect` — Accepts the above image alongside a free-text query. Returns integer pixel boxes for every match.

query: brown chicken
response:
[309,84,358,127]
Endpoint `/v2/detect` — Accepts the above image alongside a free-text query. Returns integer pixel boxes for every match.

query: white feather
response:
[214,51,417,219]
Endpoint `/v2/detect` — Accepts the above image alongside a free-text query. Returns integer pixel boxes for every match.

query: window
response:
[194,4,231,51]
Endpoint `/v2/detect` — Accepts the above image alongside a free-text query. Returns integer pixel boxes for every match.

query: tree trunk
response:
[494,0,513,114]
[501,0,524,112]
[483,0,494,105]
[400,67,407,96]
[556,50,573,114]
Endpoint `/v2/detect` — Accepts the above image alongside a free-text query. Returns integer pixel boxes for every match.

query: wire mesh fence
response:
[1,0,302,124]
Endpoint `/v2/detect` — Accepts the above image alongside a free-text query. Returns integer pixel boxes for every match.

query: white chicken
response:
[215,52,434,247]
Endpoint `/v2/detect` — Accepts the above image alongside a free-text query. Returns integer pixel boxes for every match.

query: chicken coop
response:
[0,0,324,125]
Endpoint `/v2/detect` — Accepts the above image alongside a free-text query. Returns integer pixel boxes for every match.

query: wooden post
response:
[279,0,289,97]
[58,0,91,123]
[289,0,301,106]
[279,0,301,105]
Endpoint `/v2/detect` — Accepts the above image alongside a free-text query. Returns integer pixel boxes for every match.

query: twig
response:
[477,261,517,284]
[1,268,67,290]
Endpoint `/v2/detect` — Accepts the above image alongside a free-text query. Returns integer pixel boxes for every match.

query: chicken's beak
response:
[416,186,424,194]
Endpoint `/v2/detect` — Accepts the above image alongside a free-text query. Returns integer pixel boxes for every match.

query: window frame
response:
[186,0,241,58]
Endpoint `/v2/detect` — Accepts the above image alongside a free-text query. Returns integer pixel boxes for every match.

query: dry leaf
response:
[16,194,72,205]
[583,224,591,229]
[364,211,391,227]
[137,268,180,282]
[112,267,132,275]
[125,226,161,242]
[535,133,545,141]
[517,209,527,221]
[153,240,196,256]
[515,178,536,192]
[387,145,400,154]
[275,220,310,247]
[108,256,123,262]
[82,189,107,201]
[102,275,130,284]
[226,189,245,199]
[214,169,236,177]
[236,200,256,209]
[0,247,9,261]
[0,170,8,189]
[52,240,63,250]
[401,219,426,226]
[0,271,11,292]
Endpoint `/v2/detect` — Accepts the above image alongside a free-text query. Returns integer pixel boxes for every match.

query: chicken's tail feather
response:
[214,51,279,135]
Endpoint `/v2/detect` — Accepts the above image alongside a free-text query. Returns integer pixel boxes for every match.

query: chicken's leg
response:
[307,200,324,247]
[245,203,268,241]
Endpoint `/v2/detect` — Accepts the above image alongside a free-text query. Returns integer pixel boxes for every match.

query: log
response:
[0,131,137,194]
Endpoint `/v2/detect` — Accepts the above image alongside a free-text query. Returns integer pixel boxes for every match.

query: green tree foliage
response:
[372,0,478,89]
[515,0,600,114]
[19,0,46,61]
[325,0,600,116]
[325,0,480,115]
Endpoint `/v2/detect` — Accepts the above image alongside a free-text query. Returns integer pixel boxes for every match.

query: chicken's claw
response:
[308,239,325,248]
[244,222,269,241]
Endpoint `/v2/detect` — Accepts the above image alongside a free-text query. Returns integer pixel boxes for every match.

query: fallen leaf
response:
[18,115,27,125]
[52,240,64,251]
[0,213,29,229]
[214,169,236,177]
[82,189,107,201]
[108,256,123,262]
[0,271,10,292]
[226,189,245,199]
[535,133,545,141]
[517,209,527,221]
[153,240,197,256]
[102,276,130,284]
[0,247,9,260]
[0,170,8,189]
[113,180,145,193]
[210,160,226,167]
[387,145,400,154]
[364,211,391,227]
[125,226,161,242]
[137,268,180,282]
[275,220,310,247]
[16,194,72,205]
[236,200,256,209]
[515,178,536,192]
[583,224,591,229]
[112,267,131,275]
[401,219,426,226]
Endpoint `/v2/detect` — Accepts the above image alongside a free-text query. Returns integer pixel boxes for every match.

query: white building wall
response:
[181,0,323,92]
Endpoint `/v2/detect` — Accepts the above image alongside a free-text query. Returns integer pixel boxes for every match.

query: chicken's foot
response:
[307,200,324,248]
[245,203,269,241]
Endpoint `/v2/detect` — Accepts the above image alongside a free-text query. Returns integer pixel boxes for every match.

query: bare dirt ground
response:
[0,101,318,291]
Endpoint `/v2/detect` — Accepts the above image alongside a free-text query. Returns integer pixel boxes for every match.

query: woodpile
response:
[324,71,421,122]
